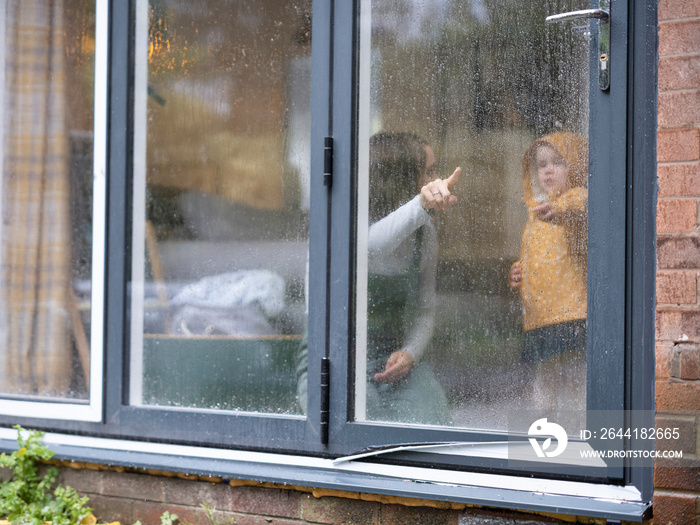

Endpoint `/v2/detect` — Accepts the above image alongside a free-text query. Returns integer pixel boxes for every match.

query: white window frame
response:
[128,0,149,406]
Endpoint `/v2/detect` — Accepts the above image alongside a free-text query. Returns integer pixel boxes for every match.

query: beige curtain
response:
[1,0,72,396]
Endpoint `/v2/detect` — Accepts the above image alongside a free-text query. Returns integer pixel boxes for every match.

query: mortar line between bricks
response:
[659,52,700,59]
[657,124,700,129]
[656,412,699,420]
[656,232,700,238]
[657,304,700,310]
[659,88,700,96]
[657,305,700,310]
[654,488,700,498]
[659,50,700,57]
[659,16,700,24]
[657,131,700,137]
[657,161,700,167]
[657,159,700,165]
[666,378,700,385]
[657,196,700,200]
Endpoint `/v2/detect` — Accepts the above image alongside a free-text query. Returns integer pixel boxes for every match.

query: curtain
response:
[1,0,72,396]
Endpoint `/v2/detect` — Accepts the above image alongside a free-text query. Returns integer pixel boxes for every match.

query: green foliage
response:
[132,510,180,525]
[199,502,235,525]
[0,425,93,525]
[0,426,234,525]
[134,502,237,525]
[178,502,235,525]
[158,511,178,525]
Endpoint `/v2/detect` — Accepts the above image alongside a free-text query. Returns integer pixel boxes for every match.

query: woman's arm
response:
[368,166,461,255]
[368,196,431,256]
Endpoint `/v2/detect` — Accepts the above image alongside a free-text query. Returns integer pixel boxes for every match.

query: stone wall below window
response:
[55,464,613,525]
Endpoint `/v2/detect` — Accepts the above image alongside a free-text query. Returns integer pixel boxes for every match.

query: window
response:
[0,0,105,421]
[0,0,657,520]
[129,0,311,415]
[354,0,592,432]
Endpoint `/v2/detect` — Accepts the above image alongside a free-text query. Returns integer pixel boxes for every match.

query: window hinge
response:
[323,136,333,187]
[320,356,330,444]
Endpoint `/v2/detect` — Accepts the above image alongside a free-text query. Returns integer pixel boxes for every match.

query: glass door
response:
[349,0,625,470]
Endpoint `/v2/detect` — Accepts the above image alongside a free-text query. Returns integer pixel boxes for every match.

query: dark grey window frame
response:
[317,0,657,484]
[0,0,656,520]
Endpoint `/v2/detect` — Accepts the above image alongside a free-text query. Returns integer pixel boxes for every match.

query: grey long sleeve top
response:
[367,196,437,362]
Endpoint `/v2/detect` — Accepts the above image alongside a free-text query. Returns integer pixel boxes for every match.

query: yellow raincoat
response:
[515,132,588,332]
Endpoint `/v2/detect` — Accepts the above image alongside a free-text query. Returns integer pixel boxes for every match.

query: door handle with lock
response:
[546,1,610,91]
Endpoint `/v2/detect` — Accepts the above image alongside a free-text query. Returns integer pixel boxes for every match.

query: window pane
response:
[0,0,95,400]
[356,0,589,432]
[130,0,311,414]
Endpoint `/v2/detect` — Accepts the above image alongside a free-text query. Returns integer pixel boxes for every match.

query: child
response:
[508,132,588,428]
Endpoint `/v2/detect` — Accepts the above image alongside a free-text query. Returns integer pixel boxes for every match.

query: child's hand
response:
[530,202,557,222]
[420,167,461,211]
[509,263,523,290]
[374,350,414,383]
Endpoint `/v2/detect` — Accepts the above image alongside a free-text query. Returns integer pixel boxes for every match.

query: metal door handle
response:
[546,2,610,91]
[546,9,609,24]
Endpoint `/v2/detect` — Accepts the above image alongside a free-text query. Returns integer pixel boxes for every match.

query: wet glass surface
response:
[355,0,590,431]
[0,0,96,400]
[131,1,311,413]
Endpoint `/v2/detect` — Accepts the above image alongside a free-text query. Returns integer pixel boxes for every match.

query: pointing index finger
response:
[446,167,462,190]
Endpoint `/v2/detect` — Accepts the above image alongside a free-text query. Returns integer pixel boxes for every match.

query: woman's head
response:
[369,132,431,222]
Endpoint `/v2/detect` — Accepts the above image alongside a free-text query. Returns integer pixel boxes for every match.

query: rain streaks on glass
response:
[131,1,312,414]
[356,0,590,431]
[0,0,97,401]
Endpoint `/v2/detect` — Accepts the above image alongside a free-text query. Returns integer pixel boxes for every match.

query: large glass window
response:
[129,0,312,414]
[355,0,590,434]
[0,0,102,418]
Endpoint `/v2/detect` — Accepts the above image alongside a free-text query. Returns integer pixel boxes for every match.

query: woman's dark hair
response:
[368,132,428,223]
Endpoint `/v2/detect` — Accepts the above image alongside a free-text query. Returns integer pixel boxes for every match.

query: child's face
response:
[534,145,568,195]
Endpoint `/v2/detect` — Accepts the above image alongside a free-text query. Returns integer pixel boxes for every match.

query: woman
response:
[297,132,460,425]
[364,131,459,425]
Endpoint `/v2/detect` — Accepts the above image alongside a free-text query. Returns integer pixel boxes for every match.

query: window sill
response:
[0,428,651,522]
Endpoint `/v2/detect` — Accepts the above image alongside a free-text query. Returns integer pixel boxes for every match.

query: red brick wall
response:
[654,0,700,523]
[56,466,579,525]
